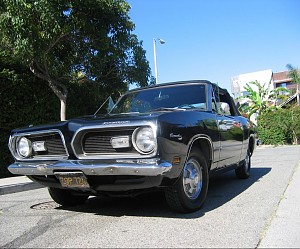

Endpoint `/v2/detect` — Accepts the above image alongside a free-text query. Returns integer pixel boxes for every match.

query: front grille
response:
[82,129,136,154]
[10,130,68,160]
[29,133,68,158]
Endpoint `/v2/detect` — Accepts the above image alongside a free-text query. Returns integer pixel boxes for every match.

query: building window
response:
[242,91,249,97]
[277,83,287,88]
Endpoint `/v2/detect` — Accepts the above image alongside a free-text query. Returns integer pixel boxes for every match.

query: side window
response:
[211,87,219,113]
[218,93,235,116]
[213,85,237,116]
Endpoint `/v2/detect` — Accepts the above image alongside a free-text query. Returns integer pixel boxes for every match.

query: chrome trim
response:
[16,137,32,159]
[132,126,156,155]
[71,121,158,159]
[186,134,214,165]
[8,158,172,176]
[9,129,69,161]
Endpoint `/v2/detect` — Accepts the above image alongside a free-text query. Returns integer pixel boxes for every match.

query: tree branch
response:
[29,61,68,100]
[45,33,68,55]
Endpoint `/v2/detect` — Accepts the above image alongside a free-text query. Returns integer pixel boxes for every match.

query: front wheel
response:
[48,188,89,206]
[165,150,209,213]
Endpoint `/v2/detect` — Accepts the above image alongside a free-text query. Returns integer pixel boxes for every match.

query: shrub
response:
[0,65,59,178]
[289,107,300,144]
[258,107,300,145]
[0,63,109,178]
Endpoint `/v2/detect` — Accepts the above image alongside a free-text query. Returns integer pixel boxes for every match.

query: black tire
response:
[165,149,209,213]
[48,187,89,206]
[235,147,251,179]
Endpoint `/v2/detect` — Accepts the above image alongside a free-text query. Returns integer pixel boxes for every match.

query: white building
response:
[231,69,273,125]
[231,69,273,99]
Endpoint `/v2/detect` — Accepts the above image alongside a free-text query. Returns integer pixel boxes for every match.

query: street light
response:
[153,38,165,84]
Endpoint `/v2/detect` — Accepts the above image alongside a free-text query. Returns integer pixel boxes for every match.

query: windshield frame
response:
[109,82,208,114]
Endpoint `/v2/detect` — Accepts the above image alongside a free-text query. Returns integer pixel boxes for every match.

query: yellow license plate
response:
[55,172,90,189]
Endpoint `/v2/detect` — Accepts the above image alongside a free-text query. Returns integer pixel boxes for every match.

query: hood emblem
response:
[103,121,130,125]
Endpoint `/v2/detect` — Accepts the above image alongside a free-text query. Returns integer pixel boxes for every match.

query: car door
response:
[213,88,244,168]
[217,111,244,168]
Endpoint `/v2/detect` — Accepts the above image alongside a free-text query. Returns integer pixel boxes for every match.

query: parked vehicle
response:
[8,80,256,213]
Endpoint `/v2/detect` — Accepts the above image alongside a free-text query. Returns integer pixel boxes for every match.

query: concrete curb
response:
[0,176,44,195]
[258,161,300,248]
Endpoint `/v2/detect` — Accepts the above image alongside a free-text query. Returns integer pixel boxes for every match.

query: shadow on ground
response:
[40,167,271,219]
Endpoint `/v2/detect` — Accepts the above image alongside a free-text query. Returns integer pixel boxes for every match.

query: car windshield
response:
[110,84,207,114]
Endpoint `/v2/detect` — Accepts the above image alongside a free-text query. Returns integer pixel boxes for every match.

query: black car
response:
[8,80,256,213]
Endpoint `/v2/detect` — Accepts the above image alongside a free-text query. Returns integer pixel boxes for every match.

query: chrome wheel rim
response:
[182,158,202,199]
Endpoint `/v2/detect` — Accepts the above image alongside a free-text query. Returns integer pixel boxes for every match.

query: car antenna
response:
[93,96,111,116]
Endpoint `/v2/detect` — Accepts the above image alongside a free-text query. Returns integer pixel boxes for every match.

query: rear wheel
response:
[235,147,251,179]
[48,188,89,206]
[165,150,209,213]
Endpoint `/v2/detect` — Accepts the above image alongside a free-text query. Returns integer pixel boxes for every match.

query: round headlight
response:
[17,137,32,158]
[133,127,156,154]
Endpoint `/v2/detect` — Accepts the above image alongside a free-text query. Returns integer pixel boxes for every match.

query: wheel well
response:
[189,138,212,170]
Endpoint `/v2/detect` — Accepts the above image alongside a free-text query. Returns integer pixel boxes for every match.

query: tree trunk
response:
[293,130,298,145]
[60,98,67,121]
[29,61,68,121]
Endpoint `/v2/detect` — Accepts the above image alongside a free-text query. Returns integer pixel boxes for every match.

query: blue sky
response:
[127,0,300,92]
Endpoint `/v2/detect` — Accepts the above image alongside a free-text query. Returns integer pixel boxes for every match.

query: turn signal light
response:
[172,156,181,165]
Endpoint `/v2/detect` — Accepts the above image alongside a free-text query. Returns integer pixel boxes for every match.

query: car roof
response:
[127,80,227,93]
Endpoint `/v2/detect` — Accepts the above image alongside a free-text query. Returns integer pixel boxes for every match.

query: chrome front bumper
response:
[8,159,172,176]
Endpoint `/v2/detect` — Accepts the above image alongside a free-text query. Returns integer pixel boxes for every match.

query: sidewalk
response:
[258,160,300,248]
[0,176,44,195]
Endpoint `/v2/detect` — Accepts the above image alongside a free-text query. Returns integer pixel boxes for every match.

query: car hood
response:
[68,112,161,130]
[11,112,163,134]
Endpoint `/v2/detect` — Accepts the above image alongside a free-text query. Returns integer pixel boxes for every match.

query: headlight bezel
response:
[132,126,157,155]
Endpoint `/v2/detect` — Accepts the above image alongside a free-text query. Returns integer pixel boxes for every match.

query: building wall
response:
[231,69,299,124]
[231,69,273,99]
[273,70,300,92]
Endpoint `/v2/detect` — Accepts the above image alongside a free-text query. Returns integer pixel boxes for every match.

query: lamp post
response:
[153,38,165,84]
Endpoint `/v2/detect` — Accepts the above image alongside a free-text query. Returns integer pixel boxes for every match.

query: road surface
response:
[1,145,299,248]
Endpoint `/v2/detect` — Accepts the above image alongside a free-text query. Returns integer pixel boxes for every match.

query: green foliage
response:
[0,0,153,177]
[258,107,300,145]
[0,0,152,120]
[286,64,300,85]
[258,109,290,145]
[286,64,300,107]
[0,60,112,178]
[289,107,300,144]
[0,61,58,178]
[238,80,288,119]
[0,0,148,82]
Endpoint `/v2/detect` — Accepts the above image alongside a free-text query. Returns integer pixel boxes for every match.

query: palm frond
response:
[286,64,300,84]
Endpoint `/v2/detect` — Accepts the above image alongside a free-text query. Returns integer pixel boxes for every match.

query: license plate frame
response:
[55,172,90,189]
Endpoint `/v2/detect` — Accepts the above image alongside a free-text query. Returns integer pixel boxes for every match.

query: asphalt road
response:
[0,145,299,248]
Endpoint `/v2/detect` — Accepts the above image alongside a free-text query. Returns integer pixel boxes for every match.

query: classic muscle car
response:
[8,80,256,213]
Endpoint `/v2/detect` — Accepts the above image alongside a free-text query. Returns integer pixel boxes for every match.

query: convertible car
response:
[8,80,256,213]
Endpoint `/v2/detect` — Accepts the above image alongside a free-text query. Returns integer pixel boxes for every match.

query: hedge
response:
[257,107,300,145]
[0,63,113,178]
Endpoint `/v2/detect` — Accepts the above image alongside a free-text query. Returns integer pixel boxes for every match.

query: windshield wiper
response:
[175,104,196,109]
[149,107,186,112]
